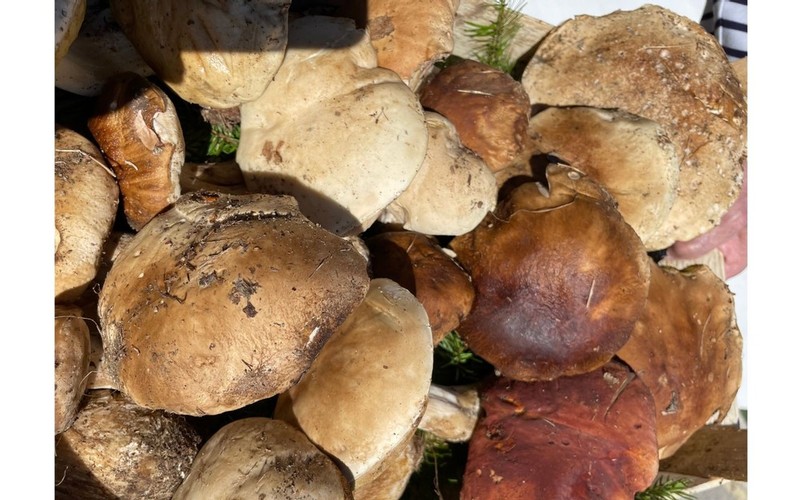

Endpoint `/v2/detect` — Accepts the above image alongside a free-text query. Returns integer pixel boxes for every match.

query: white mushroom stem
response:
[418,383,480,442]
[86,329,118,390]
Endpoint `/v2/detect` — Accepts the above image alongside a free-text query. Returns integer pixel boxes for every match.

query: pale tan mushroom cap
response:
[529,106,680,250]
[367,0,458,90]
[55,0,86,65]
[173,418,352,499]
[88,73,184,231]
[55,126,119,303]
[98,192,370,416]
[55,2,153,96]
[111,0,290,108]
[54,305,91,434]
[521,5,746,247]
[275,278,433,485]
[237,16,428,236]
[381,112,497,236]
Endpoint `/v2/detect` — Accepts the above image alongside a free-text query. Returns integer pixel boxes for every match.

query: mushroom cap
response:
[54,305,91,434]
[365,230,475,344]
[617,262,743,458]
[274,278,433,486]
[237,16,428,236]
[55,389,201,499]
[55,0,86,65]
[88,72,184,231]
[111,0,291,109]
[380,111,497,236]
[461,362,659,499]
[528,106,681,250]
[419,59,531,173]
[97,192,370,416]
[55,126,119,303]
[55,1,153,96]
[353,432,425,500]
[450,164,651,381]
[365,0,458,90]
[173,418,352,499]
[521,5,746,247]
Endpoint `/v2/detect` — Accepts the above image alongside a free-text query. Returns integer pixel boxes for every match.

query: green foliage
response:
[207,124,240,157]
[464,0,525,73]
[433,331,488,384]
[635,477,696,500]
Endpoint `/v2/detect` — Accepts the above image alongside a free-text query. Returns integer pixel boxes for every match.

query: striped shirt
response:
[701,0,747,60]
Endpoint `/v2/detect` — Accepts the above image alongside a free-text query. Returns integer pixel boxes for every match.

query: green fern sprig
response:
[207,123,240,157]
[635,477,695,500]
[464,0,526,73]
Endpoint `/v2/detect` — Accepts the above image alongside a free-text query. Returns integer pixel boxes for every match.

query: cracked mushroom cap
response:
[419,59,531,173]
[450,164,651,381]
[617,262,743,458]
[55,389,201,499]
[97,192,370,416]
[88,73,184,231]
[365,230,475,344]
[173,418,352,499]
[111,0,290,109]
[237,16,428,236]
[521,5,746,247]
[55,126,119,303]
[461,362,659,499]
[528,106,681,250]
[274,278,433,491]
[55,305,91,434]
[380,111,497,236]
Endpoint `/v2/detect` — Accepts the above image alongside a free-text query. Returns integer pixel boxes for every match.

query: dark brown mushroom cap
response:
[419,59,531,172]
[55,389,201,500]
[172,418,353,499]
[461,361,659,500]
[366,231,474,344]
[450,164,650,381]
[98,192,370,416]
[88,72,184,231]
[617,262,743,458]
[521,5,746,247]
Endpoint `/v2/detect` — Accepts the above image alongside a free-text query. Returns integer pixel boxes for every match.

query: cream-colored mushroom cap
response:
[111,0,290,109]
[381,112,497,236]
[529,106,680,250]
[55,126,119,303]
[54,305,91,434]
[521,5,746,247]
[237,16,428,236]
[275,278,433,487]
[173,418,352,499]
[55,0,85,65]
[55,1,153,96]
[98,192,370,416]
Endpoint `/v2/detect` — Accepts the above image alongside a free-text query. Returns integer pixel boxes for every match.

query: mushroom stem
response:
[418,383,480,442]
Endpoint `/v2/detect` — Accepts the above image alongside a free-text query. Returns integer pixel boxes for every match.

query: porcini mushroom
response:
[450,164,651,381]
[88,72,184,231]
[110,0,291,109]
[55,390,201,499]
[172,418,352,499]
[55,0,85,65]
[274,278,433,493]
[55,126,119,303]
[461,362,659,499]
[379,112,497,236]
[528,106,681,250]
[54,305,91,434]
[97,192,370,415]
[521,5,747,247]
[616,262,743,458]
[236,15,428,236]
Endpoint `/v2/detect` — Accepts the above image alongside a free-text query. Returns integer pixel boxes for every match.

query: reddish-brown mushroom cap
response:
[461,361,659,499]
[450,164,651,381]
[617,262,743,458]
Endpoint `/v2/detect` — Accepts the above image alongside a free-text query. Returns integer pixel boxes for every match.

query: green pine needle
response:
[635,477,696,500]
[207,124,240,157]
[464,0,526,73]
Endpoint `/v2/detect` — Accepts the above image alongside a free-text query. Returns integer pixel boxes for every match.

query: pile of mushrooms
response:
[54,1,745,498]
